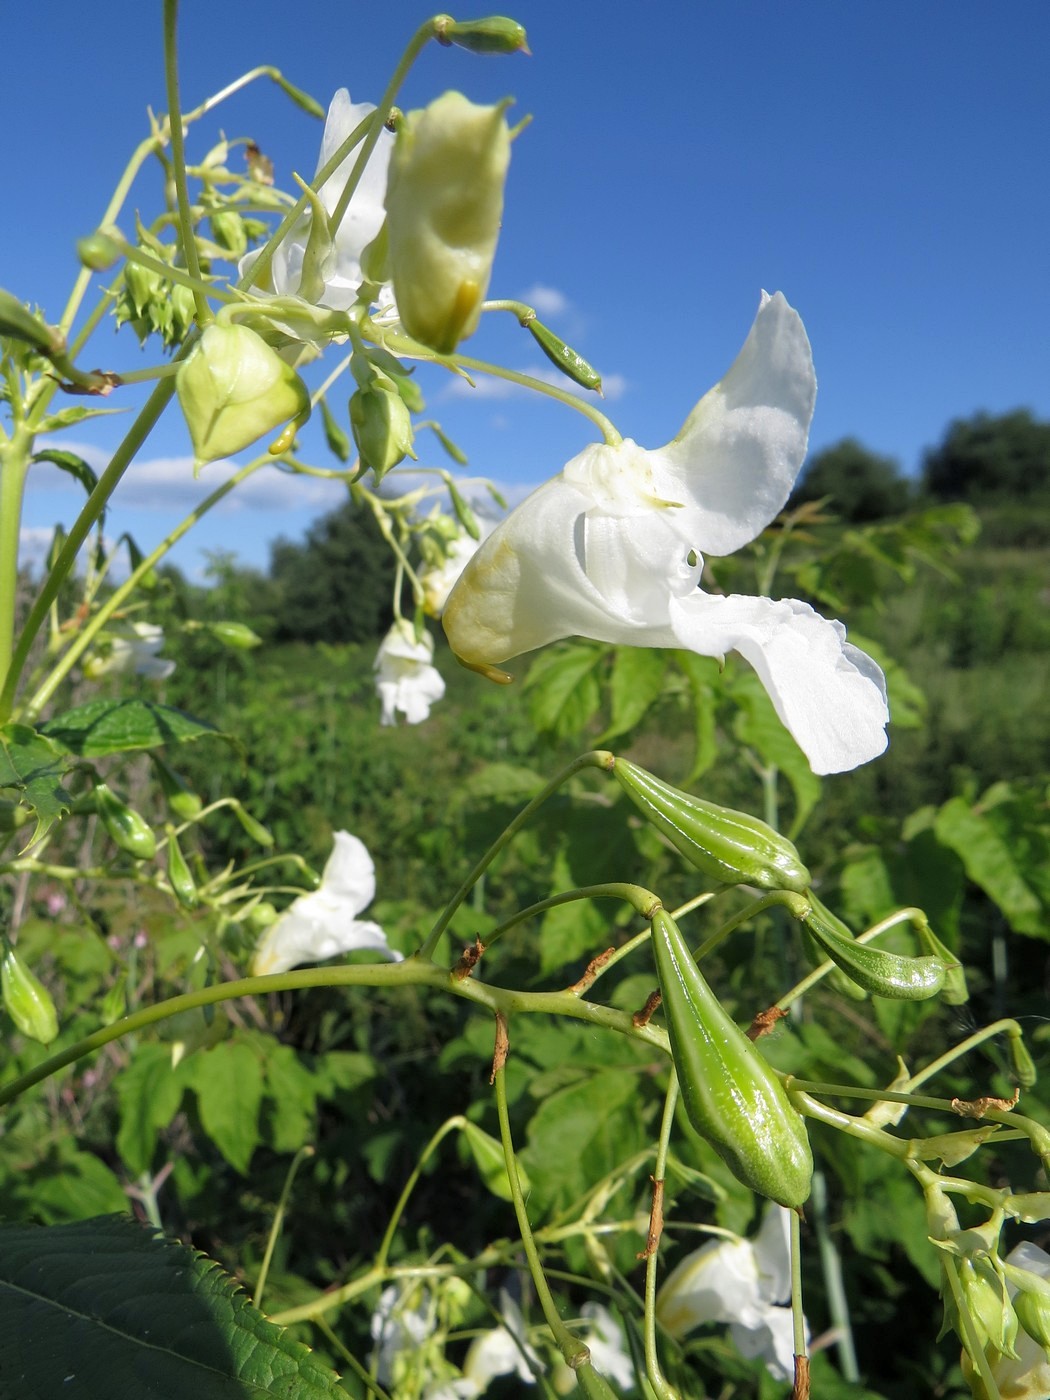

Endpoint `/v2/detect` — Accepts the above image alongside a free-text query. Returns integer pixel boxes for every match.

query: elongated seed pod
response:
[802,898,946,1000]
[651,910,812,1208]
[94,783,156,861]
[613,759,811,892]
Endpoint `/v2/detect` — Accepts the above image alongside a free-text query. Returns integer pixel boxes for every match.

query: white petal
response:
[321,830,376,911]
[656,291,816,556]
[730,1305,799,1383]
[753,1204,794,1305]
[578,1303,635,1388]
[669,591,889,774]
[655,1237,761,1338]
[251,897,399,975]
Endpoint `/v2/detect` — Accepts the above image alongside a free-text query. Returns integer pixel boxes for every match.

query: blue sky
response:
[4,2,1048,578]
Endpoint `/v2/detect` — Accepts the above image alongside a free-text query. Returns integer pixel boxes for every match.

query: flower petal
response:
[669,591,889,774]
[752,1204,793,1305]
[250,897,398,975]
[655,1237,761,1337]
[655,291,816,555]
[729,1306,799,1383]
[322,830,376,911]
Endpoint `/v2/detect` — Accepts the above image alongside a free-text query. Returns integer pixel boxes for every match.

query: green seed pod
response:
[435,16,530,55]
[207,621,262,650]
[349,380,415,481]
[612,758,811,893]
[165,827,198,909]
[152,756,202,821]
[1015,1285,1050,1352]
[651,909,813,1208]
[94,782,157,861]
[77,230,122,271]
[524,316,602,393]
[176,323,311,467]
[801,897,946,1001]
[2,943,59,1045]
[232,801,274,848]
[573,1362,623,1399]
[1007,1028,1038,1089]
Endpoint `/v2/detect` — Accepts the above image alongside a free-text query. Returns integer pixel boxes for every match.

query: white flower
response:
[443,292,890,776]
[250,830,400,975]
[371,1282,434,1387]
[239,88,392,312]
[83,621,175,681]
[375,619,446,725]
[463,1291,542,1391]
[966,1242,1050,1400]
[420,527,489,618]
[576,1302,634,1389]
[656,1204,806,1383]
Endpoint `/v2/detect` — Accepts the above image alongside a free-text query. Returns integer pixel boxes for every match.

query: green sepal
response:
[94,782,157,861]
[525,316,602,392]
[2,942,59,1045]
[319,395,350,463]
[651,909,813,1208]
[801,896,946,1000]
[612,758,811,892]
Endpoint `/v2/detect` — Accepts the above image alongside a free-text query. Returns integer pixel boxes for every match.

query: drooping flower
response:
[443,292,890,776]
[374,619,446,725]
[250,830,400,975]
[656,1204,806,1383]
[462,1291,542,1391]
[83,621,175,681]
[420,522,492,618]
[238,88,392,312]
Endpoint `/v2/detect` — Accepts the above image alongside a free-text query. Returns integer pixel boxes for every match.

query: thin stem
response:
[163,1,210,326]
[374,1117,465,1276]
[479,883,661,955]
[416,750,614,960]
[0,430,32,689]
[789,1205,808,1383]
[454,351,621,445]
[691,890,808,963]
[254,1145,315,1309]
[493,1046,587,1370]
[942,1255,1003,1400]
[643,1075,681,1400]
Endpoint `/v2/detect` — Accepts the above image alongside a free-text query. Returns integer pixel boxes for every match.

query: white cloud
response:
[520,283,570,318]
[18,526,56,575]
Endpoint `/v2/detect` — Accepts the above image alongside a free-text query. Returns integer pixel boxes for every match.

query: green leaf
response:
[539,849,609,976]
[0,723,74,844]
[35,404,125,433]
[31,448,100,500]
[674,652,721,782]
[598,647,667,742]
[41,698,220,757]
[461,762,545,801]
[934,795,1044,936]
[0,1214,351,1398]
[21,1150,128,1225]
[187,1040,264,1175]
[524,641,603,737]
[115,1043,187,1176]
[728,668,821,836]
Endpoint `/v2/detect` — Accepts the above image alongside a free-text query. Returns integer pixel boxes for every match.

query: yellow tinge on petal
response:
[385,91,511,354]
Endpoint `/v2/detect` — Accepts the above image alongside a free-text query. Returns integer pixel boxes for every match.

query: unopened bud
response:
[232,801,273,848]
[435,15,530,55]
[350,379,415,480]
[94,783,157,861]
[958,1257,1018,1358]
[207,621,262,650]
[176,323,311,466]
[2,943,59,1045]
[320,395,351,463]
[1007,1028,1038,1089]
[152,756,202,821]
[611,757,811,892]
[77,230,123,271]
[165,827,198,909]
[385,91,511,353]
[524,316,602,392]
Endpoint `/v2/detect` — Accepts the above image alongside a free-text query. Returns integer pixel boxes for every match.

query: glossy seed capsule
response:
[94,782,156,861]
[2,943,59,1045]
[524,316,603,393]
[613,758,811,893]
[802,898,946,1000]
[651,909,813,1209]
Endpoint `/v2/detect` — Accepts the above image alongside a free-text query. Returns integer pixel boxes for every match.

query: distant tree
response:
[922,409,1050,502]
[269,499,396,643]
[791,437,912,520]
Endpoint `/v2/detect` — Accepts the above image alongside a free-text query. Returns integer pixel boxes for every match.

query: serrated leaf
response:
[0,1214,351,1398]
[35,404,125,433]
[524,642,603,737]
[598,647,667,743]
[41,698,219,757]
[31,449,100,500]
[187,1040,264,1175]
[0,722,74,844]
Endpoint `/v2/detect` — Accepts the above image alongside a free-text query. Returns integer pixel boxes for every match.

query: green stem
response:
[0,429,32,690]
[789,1207,807,1377]
[493,1047,587,1371]
[416,750,614,960]
[373,1117,465,1276]
[450,351,621,445]
[254,1144,315,1310]
[643,1074,681,1400]
[479,883,661,956]
[163,1,210,326]
[690,890,808,963]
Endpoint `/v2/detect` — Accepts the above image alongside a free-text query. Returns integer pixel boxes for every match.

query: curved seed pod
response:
[1007,1028,1037,1089]
[651,909,813,1209]
[165,827,198,909]
[2,944,59,1045]
[612,758,811,893]
[94,783,156,861]
[435,16,530,55]
[524,316,602,392]
[802,898,946,1000]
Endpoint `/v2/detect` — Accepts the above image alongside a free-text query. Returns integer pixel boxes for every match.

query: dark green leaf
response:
[0,723,74,844]
[187,1040,264,1175]
[41,698,220,757]
[934,795,1044,936]
[524,642,603,737]
[599,647,667,743]
[0,1214,351,1398]
[115,1043,187,1176]
[31,449,100,500]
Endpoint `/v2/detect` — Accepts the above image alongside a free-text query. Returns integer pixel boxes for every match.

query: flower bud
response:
[94,782,157,861]
[958,1257,1019,1358]
[77,230,122,271]
[435,15,530,55]
[385,91,511,353]
[349,378,415,481]
[232,801,274,848]
[1014,1285,1050,1352]
[2,943,59,1045]
[176,323,311,466]
[524,315,602,392]
[651,909,813,1208]
[152,756,202,821]
[165,827,198,909]
[1008,1028,1038,1089]
[611,758,811,892]
[801,896,946,1001]
[207,621,262,650]
[0,288,63,356]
